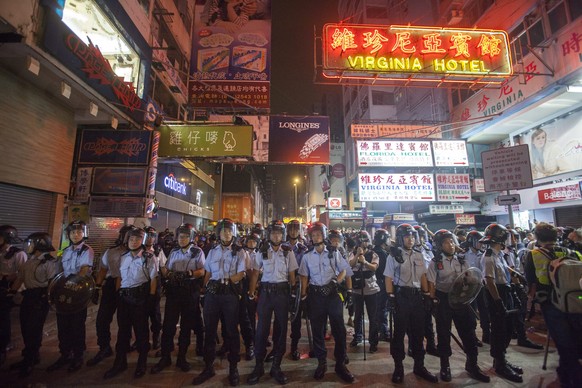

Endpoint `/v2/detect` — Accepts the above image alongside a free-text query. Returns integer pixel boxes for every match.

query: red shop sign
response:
[537,184,581,204]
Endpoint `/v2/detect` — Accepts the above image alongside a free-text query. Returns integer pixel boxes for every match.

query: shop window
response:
[569,0,582,20]
[528,19,545,47]
[372,90,394,105]
[547,0,568,34]
[61,0,143,96]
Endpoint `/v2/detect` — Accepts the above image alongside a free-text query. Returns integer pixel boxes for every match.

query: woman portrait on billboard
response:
[530,128,560,179]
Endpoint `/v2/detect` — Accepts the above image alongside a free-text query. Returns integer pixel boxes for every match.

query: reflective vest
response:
[532,248,569,286]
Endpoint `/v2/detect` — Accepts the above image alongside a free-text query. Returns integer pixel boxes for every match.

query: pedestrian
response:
[87,225,134,367]
[384,223,438,383]
[151,223,205,374]
[192,218,247,386]
[247,220,298,385]
[47,221,94,373]
[103,227,158,379]
[8,232,58,377]
[428,229,489,383]
[298,222,354,383]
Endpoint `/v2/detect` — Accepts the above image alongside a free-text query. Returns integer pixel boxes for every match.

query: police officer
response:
[463,230,491,344]
[427,230,490,383]
[243,232,262,335]
[384,223,437,384]
[348,230,380,353]
[143,226,166,351]
[298,222,354,383]
[480,224,523,383]
[192,218,247,386]
[47,221,94,373]
[287,220,308,360]
[152,223,205,374]
[104,227,158,379]
[8,233,58,377]
[525,222,582,388]
[87,225,133,367]
[247,220,298,385]
[0,225,26,366]
[372,229,390,342]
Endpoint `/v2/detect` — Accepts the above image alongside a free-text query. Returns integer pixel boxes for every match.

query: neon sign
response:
[323,24,512,83]
[164,173,187,195]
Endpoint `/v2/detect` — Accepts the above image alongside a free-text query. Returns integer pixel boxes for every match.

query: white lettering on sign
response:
[164,173,187,195]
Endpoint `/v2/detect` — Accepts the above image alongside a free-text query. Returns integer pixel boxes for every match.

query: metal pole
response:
[507,190,515,228]
[294,183,298,218]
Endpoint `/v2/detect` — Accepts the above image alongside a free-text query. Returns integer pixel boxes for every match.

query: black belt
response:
[309,282,337,296]
[119,283,148,298]
[259,282,289,294]
[394,286,421,296]
[206,280,236,295]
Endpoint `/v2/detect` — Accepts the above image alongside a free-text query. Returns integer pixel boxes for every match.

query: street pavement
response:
[1,301,562,387]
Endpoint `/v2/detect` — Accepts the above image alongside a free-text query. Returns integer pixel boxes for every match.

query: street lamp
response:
[293,178,299,218]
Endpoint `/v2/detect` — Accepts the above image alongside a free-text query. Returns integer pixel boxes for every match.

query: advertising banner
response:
[190,0,271,108]
[435,174,471,201]
[78,130,152,165]
[158,124,253,158]
[537,183,582,204]
[209,114,270,161]
[482,145,533,192]
[455,213,476,225]
[432,140,469,166]
[351,123,442,139]
[222,194,252,224]
[357,140,432,167]
[323,24,511,83]
[359,173,435,201]
[91,167,148,195]
[268,116,330,164]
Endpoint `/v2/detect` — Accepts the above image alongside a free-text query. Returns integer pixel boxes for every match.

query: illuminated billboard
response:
[357,140,433,167]
[323,24,512,83]
[359,173,435,202]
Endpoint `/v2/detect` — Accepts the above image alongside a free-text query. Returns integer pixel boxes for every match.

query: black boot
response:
[264,349,275,362]
[150,355,171,374]
[506,361,524,375]
[247,360,265,385]
[152,333,161,350]
[270,356,289,385]
[103,354,128,379]
[290,346,301,361]
[494,358,523,383]
[440,357,451,382]
[134,352,148,378]
[392,361,404,383]
[335,362,355,383]
[314,358,327,380]
[87,346,113,366]
[517,338,543,349]
[46,354,71,372]
[465,357,490,383]
[228,364,240,386]
[176,347,191,372]
[413,360,438,383]
[245,345,255,361]
[192,363,216,385]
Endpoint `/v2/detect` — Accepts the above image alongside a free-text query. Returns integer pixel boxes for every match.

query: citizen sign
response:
[278,121,320,133]
[164,173,187,195]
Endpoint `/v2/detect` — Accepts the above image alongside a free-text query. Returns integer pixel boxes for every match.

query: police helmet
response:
[481,223,509,245]
[466,230,484,250]
[355,230,372,247]
[395,223,416,247]
[251,223,265,239]
[308,222,328,240]
[175,223,196,242]
[23,232,55,254]
[66,221,88,241]
[432,229,457,252]
[267,220,286,243]
[0,225,21,245]
[373,229,391,247]
[287,219,302,239]
[143,226,158,243]
[116,225,135,246]
[216,218,237,245]
[246,232,261,246]
[328,229,344,245]
[124,226,147,247]
[413,225,427,242]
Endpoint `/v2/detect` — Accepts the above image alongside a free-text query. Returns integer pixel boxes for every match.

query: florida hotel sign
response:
[322,24,512,83]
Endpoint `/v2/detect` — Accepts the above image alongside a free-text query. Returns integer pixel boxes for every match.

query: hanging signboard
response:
[435,174,472,202]
[323,24,512,83]
[537,183,582,204]
[78,130,152,165]
[357,140,433,167]
[158,124,253,158]
[351,123,442,139]
[432,140,469,166]
[268,116,330,164]
[429,204,464,214]
[455,213,476,225]
[482,145,533,192]
[359,173,435,201]
[91,167,148,195]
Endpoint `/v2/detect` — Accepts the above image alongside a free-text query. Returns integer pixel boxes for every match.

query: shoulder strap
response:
[5,246,22,260]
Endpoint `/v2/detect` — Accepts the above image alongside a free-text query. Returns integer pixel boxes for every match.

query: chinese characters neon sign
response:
[323,24,512,83]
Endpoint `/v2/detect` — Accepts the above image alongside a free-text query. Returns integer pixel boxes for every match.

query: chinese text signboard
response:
[432,140,469,166]
[323,24,512,83]
[435,174,471,202]
[357,140,432,167]
[158,125,253,158]
[455,213,476,225]
[190,0,272,108]
[359,173,435,202]
[429,204,464,214]
[351,123,442,139]
[482,145,533,192]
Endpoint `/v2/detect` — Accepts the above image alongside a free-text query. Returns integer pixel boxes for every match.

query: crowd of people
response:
[0,219,581,386]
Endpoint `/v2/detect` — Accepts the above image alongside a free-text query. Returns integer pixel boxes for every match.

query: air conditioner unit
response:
[447,9,464,25]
